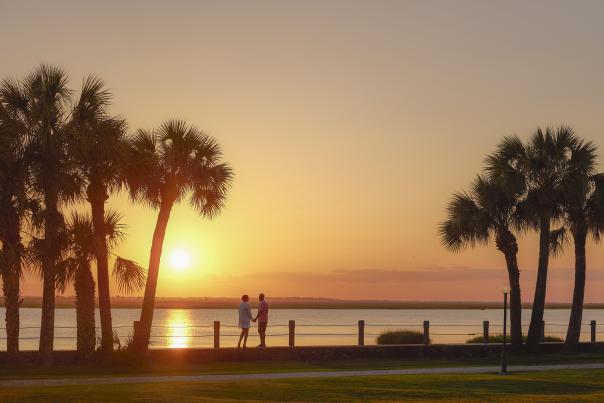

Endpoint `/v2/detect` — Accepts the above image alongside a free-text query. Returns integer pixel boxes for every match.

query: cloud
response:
[212,265,509,284]
[208,265,604,292]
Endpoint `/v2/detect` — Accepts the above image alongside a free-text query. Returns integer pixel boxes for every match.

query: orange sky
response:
[3,0,604,301]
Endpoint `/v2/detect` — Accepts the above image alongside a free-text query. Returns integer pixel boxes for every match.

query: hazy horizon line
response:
[11,295,604,305]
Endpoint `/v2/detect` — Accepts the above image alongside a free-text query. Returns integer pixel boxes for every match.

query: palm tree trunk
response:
[75,261,96,362]
[39,272,56,365]
[39,189,60,365]
[88,184,113,360]
[134,200,174,351]
[2,265,20,359]
[564,228,587,351]
[496,230,522,350]
[2,207,22,360]
[526,217,551,351]
[503,251,522,349]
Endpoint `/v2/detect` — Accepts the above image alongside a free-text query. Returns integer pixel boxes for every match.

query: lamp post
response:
[500,285,510,374]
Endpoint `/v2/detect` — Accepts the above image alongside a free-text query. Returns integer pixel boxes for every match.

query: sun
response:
[169,249,191,271]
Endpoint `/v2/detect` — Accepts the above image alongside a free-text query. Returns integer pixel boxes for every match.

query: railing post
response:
[423,320,430,345]
[483,320,489,344]
[591,320,597,343]
[289,320,295,347]
[213,321,220,348]
[540,320,545,343]
[358,320,365,346]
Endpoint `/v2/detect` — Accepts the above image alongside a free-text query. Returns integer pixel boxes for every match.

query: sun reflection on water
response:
[166,309,192,348]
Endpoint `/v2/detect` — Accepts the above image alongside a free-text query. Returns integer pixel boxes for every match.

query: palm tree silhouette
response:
[523,127,579,350]
[552,139,604,350]
[56,211,145,361]
[68,76,129,360]
[493,127,577,351]
[0,80,31,360]
[1,65,83,364]
[125,120,233,350]
[440,172,524,349]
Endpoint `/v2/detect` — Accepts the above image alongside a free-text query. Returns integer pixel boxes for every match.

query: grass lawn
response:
[2,369,604,402]
[1,352,604,380]
[0,358,472,380]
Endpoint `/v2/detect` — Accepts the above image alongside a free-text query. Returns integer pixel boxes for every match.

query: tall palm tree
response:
[56,213,96,361]
[2,65,83,364]
[491,127,577,351]
[554,140,604,350]
[68,76,129,359]
[524,127,579,350]
[440,172,525,349]
[125,120,233,350]
[56,211,145,361]
[0,85,30,360]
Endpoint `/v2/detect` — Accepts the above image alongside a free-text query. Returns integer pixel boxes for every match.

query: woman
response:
[237,294,252,348]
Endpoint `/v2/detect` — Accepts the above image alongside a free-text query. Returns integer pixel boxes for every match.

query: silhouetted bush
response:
[466,334,563,343]
[376,330,426,345]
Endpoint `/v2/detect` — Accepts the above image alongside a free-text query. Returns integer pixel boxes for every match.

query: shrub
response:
[466,334,563,343]
[376,330,427,345]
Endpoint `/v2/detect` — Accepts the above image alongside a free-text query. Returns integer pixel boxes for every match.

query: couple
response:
[238,293,269,348]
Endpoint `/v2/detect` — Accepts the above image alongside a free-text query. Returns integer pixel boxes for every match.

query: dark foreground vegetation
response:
[466,334,563,344]
[376,330,426,345]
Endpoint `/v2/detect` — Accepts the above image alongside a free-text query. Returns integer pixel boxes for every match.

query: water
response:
[1,308,602,351]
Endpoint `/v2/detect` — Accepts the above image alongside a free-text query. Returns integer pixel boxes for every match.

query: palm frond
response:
[484,135,525,176]
[587,173,604,242]
[189,163,234,218]
[124,129,162,208]
[23,236,45,279]
[439,191,491,252]
[72,75,111,123]
[66,211,95,260]
[54,257,78,293]
[125,120,233,215]
[112,257,146,294]
[549,227,568,257]
[104,209,126,250]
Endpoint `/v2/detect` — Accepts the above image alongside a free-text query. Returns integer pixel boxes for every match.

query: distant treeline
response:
[4,297,603,310]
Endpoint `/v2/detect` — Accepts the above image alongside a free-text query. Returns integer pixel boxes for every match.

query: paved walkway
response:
[2,363,604,388]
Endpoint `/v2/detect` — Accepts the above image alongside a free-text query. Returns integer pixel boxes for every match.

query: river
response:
[1,308,602,350]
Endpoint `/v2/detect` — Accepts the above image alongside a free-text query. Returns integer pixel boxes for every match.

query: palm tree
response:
[0,85,30,360]
[68,76,129,359]
[523,127,579,350]
[56,211,145,361]
[125,120,233,350]
[491,127,577,351]
[2,65,83,364]
[553,140,604,350]
[440,172,525,349]
[56,213,96,361]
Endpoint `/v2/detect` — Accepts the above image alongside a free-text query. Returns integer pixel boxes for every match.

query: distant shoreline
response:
[4,297,604,310]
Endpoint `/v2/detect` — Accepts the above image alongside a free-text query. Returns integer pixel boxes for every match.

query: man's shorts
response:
[258,321,268,333]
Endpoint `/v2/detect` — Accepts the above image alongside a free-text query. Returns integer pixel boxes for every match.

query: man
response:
[253,293,269,347]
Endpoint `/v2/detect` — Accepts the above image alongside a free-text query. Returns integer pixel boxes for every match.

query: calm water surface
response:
[1,308,602,350]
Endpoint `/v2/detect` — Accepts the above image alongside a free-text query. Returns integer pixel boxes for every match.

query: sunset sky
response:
[3,0,604,301]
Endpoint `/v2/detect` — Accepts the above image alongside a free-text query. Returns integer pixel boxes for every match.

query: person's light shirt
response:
[258,300,269,323]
